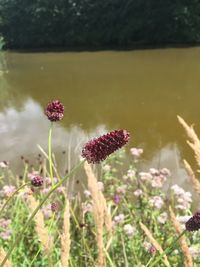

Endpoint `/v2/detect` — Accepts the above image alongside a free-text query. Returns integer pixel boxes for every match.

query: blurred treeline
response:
[0,0,200,49]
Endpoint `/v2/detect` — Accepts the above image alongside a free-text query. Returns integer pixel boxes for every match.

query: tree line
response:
[0,0,200,49]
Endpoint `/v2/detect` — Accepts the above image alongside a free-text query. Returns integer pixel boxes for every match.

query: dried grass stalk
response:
[101,193,113,240]
[61,198,71,267]
[169,207,193,267]
[0,247,12,267]
[28,195,52,255]
[183,159,200,195]
[84,162,108,267]
[177,115,200,168]
[139,222,170,267]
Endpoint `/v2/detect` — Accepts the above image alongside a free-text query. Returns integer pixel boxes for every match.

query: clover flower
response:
[82,129,130,163]
[45,100,64,122]
[185,212,200,232]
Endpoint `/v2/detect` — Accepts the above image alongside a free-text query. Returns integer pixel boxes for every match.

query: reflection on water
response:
[0,97,191,192]
[1,48,200,189]
[0,98,108,175]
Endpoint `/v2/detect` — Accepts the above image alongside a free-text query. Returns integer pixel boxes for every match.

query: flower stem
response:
[150,229,187,267]
[0,160,85,267]
[0,182,30,217]
[48,122,54,186]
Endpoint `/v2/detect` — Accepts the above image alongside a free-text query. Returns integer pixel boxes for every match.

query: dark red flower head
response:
[45,100,64,122]
[185,211,200,232]
[31,175,44,187]
[82,129,130,164]
[51,202,59,212]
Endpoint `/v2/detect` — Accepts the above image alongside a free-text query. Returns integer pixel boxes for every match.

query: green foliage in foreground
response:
[0,1,200,49]
[0,148,199,266]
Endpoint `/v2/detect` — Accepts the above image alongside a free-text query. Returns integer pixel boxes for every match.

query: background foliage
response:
[0,0,200,49]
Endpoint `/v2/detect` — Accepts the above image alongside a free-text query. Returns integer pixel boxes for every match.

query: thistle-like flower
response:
[31,175,44,187]
[45,100,64,122]
[185,212,200,232]
[82,129,130,163]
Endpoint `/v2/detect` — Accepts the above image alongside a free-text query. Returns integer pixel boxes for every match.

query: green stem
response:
[48,122,54,186]
[0,182,30,217]
[150,230,186,267]
[29,247,42,267]
[0,160,85,267]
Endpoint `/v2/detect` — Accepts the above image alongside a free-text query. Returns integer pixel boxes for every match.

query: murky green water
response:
[1,48,200,187]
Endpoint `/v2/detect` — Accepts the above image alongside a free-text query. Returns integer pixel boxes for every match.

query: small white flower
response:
[158,212,168,224]
[84,190,91,198]
[116,185,127,194]
[124,224,136,237]
[149,168,159,176]
[2,185,16,197]
[134,189,143,197]
[149,196,164,209]
[127,169,136,178]
[151,175,166,188]
[130,148,143,157]
[114,214,125,224]
[0,161,8,168]
[97,182,104,192]
[143,241,152,251]
[176,215,191,224]
[102,164,111,172]
[82,203,93,214]
[171,184,185,195]
[139,172,152,181]
[189,247,200,259]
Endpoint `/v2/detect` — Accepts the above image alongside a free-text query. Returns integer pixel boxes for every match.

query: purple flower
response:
[185,212,200,232]
[82,129,130,163]
[45,100,64,122]
[114,194,120,205]
[51,202,59,212]
[31,175,44,187]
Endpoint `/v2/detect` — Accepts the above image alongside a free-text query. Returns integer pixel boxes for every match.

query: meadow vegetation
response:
[0,101,200,266]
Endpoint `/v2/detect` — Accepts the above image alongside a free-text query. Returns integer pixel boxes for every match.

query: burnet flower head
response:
[45,100,64,122]
[185,212,200,232]
[82,129,130,164]
[31,175,44,187]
